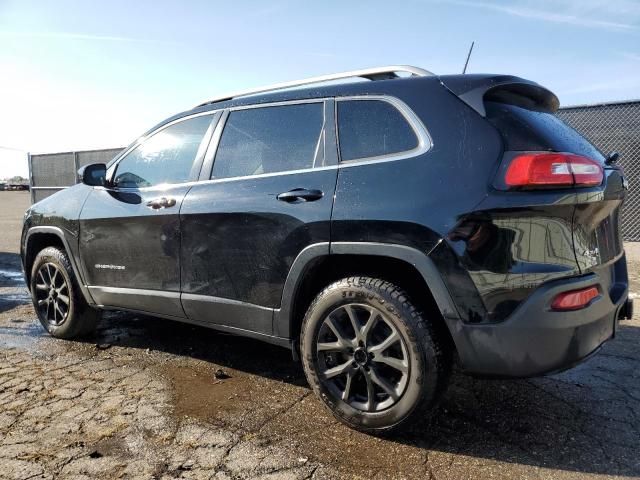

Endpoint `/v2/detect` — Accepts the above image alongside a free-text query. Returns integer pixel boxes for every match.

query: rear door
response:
[180,99,338,336]
[79,112,217,317]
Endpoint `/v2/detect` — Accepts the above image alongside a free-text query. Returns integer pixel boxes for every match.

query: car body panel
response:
[180,168,338,334]
[78,184,191,317]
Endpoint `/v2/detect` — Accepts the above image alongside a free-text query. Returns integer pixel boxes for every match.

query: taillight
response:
[504,153,603,189]
[551,286,600,311]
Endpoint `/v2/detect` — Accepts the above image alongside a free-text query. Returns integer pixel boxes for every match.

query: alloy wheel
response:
[34,263,70,326]
[316,303,410,412]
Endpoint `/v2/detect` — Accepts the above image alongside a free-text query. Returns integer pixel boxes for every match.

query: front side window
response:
[212,103,324,179]
[114,114,213,188]
[337,99,418,161]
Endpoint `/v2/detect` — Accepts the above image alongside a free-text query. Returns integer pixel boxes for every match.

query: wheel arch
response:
[275,242,463,353]
[24,226,94,304]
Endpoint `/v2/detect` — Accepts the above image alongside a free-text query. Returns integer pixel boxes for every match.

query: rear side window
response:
[485,102,605,162]
[212,103,324,179]
[337,100,418,161]
[114,115,213,188]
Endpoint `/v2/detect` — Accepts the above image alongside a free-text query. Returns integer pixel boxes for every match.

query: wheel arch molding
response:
[274,241,463,342]
[23,226,95,305]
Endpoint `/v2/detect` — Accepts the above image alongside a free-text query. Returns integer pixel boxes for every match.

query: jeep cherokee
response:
[21,66,633,432]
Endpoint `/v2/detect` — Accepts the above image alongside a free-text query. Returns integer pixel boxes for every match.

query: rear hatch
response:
[441,74,627,316]
[480,93,626,274]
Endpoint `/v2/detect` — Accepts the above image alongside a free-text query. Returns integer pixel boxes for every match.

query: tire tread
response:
[300,276,451,433]
[31,246,99,339]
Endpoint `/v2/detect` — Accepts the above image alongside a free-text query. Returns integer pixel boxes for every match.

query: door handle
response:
[146,197,177,210]
[277,188,324,203]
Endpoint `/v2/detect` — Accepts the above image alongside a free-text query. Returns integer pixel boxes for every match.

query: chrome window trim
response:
[335,95,432,165]
[94,164,342,193]
[226,97,326,112]
[201,164,339,185]
[103,95,432,191]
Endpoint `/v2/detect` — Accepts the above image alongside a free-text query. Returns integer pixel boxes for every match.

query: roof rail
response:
[195,65,434,108]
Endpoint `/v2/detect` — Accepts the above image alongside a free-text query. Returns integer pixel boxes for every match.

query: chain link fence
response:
[29,148,124,203]
[557,100,640,241]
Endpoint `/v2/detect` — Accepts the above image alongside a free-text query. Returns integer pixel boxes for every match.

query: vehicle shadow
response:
[86,310,640,478]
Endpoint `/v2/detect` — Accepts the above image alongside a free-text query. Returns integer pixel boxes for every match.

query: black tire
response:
[300,276,451,433]
[30,246,100,339]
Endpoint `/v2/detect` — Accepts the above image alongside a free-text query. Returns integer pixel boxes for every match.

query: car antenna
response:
[462,41,475,74]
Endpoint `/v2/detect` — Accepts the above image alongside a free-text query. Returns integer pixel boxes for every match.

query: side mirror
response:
[78,163,107,187]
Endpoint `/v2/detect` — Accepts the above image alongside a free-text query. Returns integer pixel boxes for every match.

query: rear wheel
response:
[30,246,99,339]
[300,276,451,433]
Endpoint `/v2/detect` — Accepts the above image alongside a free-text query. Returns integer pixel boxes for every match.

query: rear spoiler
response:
[438,74,560,117]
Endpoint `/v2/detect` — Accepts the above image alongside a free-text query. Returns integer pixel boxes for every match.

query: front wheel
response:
[300,276,451,433]
[30,246,100,339]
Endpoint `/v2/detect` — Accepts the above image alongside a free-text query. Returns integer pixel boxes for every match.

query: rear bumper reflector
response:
[551,286,600,311]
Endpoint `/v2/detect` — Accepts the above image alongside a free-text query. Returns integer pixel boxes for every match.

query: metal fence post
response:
[73,151,79,184]
[27,152,34,204]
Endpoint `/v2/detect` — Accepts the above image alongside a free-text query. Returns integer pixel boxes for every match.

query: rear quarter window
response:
[337,100,418,161]
[485,101,605,162]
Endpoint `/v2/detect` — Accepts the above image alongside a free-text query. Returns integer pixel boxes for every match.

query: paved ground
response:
[1,190,639,479]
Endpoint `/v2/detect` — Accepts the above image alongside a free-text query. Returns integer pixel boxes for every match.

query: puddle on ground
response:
[164,364,305,423]
[0,268,25,289]
[0,313,48,350]
[0,285,32,312]
[0,268,24,280]
[0,266,30,307]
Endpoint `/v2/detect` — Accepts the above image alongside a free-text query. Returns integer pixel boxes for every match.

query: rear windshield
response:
[485,101,605,162]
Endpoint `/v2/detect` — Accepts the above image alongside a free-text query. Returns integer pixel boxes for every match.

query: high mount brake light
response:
[551,286,600,311]
[504,153,603,189]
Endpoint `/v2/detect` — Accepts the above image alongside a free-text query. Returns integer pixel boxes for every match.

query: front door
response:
[180,100,338,336]
[78,113,216,318]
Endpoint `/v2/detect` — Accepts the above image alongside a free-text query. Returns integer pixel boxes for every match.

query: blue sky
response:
[1,0,639,177]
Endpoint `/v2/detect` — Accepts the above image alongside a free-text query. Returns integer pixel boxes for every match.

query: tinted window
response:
[212,103,324,179]
[114,115,213,188]
[337,100,418,161]
[485,101,605,162]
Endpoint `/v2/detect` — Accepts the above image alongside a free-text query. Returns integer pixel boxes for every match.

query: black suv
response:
[21,66,632,432]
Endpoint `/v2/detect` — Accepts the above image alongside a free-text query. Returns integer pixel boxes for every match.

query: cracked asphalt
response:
[1,191,639,479]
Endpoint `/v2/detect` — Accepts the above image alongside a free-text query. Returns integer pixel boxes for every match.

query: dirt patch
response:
[166,365,278,419]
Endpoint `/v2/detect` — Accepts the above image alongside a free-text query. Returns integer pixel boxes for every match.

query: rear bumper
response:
[454,272,628,378]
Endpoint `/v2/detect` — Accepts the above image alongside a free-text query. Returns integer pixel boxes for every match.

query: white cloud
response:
[561,76,640,95]
[437,0,639,31]
[621,52,640,61]
[0,148,28,179]
[0,31,176,44]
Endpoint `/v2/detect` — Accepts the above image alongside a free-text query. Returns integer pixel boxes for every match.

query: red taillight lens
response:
[551,286,600,311]
[504,153,603,189]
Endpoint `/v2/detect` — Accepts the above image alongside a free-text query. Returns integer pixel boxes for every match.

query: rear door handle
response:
[276,188,324,203]
[146,197,177,210]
